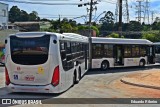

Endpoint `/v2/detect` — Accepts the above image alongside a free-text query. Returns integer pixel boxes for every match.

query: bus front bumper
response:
[6,83,59,93]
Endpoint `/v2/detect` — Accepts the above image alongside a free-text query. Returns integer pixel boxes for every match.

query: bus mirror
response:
[53,40,57,44]
[5,40,7,44]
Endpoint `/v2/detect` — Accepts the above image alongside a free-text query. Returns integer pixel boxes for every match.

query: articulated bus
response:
[5,32,88,93]
[153,42,160,63]
[92,37,155,70]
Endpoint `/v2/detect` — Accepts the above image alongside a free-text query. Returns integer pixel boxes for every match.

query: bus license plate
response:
[25,75,35,81]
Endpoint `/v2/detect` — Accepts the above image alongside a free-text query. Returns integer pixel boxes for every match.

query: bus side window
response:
[140,45,147,57]
[60,42,66,60]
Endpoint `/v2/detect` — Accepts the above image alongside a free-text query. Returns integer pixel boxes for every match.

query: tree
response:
[99,11,114,24]
[142,33,160,42]
[9,6,40,22]
[77,25,99,36]
[29,11,40,21]
[50,20,60,31]
[69,19,77,27]
[128,21,142,31]
[20,10,29,21]
[9,6,21,23]
[108,33,124,38]
[99,11,115,31]
[49,18,78,33]
[61,23,73,32]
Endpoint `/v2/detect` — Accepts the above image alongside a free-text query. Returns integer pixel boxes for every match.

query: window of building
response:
[2,9,6,17]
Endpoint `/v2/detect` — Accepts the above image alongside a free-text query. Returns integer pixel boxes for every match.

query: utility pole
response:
[78,0,97,69]
[118,0,122,37]
[115,0,129,23]
[88,0,93,69]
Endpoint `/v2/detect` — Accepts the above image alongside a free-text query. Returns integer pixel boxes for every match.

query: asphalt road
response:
[0,66,160,107]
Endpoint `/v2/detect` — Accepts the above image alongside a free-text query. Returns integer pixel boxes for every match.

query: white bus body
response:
[92,37,155,70]
[153,42,160,63]
[5,32,88,93]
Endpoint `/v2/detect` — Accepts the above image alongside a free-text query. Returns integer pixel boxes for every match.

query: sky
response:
[0,0,160,24]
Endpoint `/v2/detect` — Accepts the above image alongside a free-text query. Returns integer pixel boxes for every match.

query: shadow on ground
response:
[86,65,160,75]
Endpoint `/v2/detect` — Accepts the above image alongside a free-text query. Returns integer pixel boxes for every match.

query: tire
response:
[78,67,81,81]
[101,61,109,70]
[75,68,81,84]
[72,72,76,86]
[139,60,145,67]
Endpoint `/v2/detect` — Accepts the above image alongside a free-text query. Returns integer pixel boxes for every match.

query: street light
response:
[94,11,106,23]
[72,15,88,23]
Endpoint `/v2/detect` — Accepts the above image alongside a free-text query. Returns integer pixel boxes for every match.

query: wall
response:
[0,2,8,29]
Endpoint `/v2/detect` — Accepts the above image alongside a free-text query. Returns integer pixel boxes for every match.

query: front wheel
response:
[101,61,109,70]
[139,60,145,67]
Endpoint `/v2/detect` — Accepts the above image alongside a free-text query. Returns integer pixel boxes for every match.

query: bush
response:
[78,25,99,36]
[142,33,160,42]
[41,28,56,32]
[108,33,124,38]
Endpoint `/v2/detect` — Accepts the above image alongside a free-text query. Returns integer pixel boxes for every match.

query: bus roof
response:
[153,42,160,45]
[9,32,88,43]
[11,32,56,38]
[92,37,153,45]
[62,33,88,43]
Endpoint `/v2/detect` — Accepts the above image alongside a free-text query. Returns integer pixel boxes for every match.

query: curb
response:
[120,78,160,90]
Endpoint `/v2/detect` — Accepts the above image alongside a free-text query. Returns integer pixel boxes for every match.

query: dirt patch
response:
[123,69,160,87]
[111,69,160,98]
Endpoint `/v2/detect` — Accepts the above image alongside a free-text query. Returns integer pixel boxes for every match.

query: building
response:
[0,2,8,29]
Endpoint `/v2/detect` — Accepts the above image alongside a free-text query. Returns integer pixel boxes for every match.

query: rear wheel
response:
[75,68,81,84]
[139,60,145,67]
[78,67,81,81]
[101,61,109,70]
[72,71,76,86]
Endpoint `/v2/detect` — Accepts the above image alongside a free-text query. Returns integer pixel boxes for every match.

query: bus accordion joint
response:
[5,67,10,86]
[51,65,59,87]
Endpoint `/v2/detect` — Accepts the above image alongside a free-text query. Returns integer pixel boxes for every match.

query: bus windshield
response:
[10,35,50,65]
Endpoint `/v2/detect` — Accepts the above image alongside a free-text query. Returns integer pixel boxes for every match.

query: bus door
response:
[114,45,124,65]
[147,46,155,64]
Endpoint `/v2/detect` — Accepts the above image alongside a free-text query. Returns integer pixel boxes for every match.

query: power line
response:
[39,14,86,17]
[144,0,150,24]
[29,0,70,1]
[115,0,129,23]
[0,0,87,5]
[100,0,117,4]
[135,0,144,23]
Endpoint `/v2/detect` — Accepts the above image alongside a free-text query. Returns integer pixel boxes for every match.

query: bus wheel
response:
[101,61,109,70]
[73,71,77,86]
[75,68,81,84]
[78,67,81,81]
[139,60,145,67]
